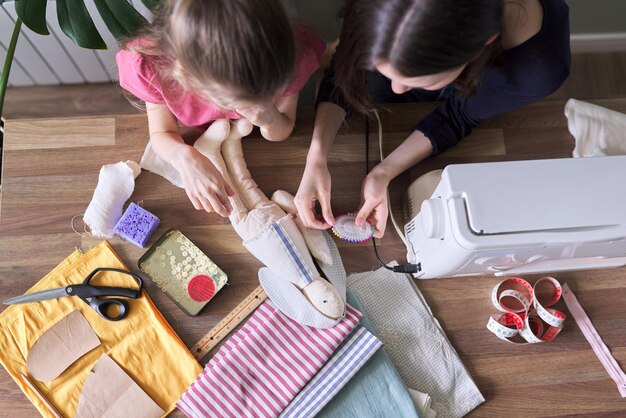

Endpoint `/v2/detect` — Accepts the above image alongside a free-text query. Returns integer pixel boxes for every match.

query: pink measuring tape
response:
[487,277,566,344]
[562,283,626,397]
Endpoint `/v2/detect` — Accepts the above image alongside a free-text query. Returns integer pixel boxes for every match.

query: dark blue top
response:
[317,0,571,155]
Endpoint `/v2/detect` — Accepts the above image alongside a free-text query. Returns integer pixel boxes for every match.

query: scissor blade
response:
[3,287,69,305]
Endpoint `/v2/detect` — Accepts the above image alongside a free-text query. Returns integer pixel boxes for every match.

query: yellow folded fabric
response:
[0,241,202,417]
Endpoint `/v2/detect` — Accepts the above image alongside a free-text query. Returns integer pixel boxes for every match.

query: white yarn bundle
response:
[83,161,141,238]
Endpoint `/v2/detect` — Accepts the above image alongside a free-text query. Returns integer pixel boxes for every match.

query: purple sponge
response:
[113,203,160,248]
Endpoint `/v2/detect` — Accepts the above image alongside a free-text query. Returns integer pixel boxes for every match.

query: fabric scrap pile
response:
[177,300,382,418]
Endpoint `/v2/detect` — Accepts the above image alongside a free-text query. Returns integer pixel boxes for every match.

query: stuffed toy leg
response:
[194,120,346,327]
[271,190,333,266]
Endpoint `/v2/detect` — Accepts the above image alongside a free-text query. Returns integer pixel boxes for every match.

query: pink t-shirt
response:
[116,26,325,128]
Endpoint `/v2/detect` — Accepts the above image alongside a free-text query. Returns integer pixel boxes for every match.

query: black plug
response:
[392,263,421,274]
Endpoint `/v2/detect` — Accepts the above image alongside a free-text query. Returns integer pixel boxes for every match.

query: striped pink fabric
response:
[177,300,362,418]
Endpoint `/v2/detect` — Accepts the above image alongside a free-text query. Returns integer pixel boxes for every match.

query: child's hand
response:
[174,145,234,217]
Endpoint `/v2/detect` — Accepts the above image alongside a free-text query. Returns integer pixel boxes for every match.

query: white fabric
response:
[347,265,485,418]
[316,232,346,301]
[140,143,184,188]
[244,215,319,289]
[271,190,333,265]
[258,268,342,329]
[257,230,348,328]
[83,161,140,238]
[408,389,437,418]
[229,202,284,242]
[300,278,344,318]
[565,98,626,157]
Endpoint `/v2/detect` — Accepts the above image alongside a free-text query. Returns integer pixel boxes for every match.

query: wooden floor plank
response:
[2,52,626,417]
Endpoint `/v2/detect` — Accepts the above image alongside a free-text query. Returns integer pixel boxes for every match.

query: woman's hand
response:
[174,145,234,217]
[295,157,335,229]
[356,168,391,238]
[355,129,435,237]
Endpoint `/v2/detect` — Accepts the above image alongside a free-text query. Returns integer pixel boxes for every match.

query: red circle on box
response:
[187,274,216,302]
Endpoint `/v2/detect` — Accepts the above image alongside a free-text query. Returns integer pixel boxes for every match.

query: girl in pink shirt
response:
[116,0,326,216]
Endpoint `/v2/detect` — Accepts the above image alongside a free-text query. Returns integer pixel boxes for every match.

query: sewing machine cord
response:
[365,113,421,274]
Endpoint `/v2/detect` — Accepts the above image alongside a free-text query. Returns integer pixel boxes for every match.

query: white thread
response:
[373,110,408,247]
[70,214,87,237]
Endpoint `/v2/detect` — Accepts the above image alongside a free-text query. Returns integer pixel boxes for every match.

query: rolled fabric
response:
[83,161,140,238]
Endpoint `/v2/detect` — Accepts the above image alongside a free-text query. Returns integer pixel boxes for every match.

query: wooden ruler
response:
[191,285,267,360]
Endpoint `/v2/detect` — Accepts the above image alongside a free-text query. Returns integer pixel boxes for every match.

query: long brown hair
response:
[335,0,504,113]
[123,0,295,103]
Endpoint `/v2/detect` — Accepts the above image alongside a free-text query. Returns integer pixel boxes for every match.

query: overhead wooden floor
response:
[1,52,626,417]
[3,51,626,119]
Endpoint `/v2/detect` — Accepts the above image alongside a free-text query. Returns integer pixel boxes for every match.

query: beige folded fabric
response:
[565,98,626,157]
[348,265,485,417]
[408,388,437,418]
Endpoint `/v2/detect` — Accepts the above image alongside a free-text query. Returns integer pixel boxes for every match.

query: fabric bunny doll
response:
[141,119,347,328]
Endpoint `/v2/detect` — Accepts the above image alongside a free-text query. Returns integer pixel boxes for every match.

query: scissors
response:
[3,267,143,321]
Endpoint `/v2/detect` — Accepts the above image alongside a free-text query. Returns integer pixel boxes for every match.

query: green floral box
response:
[138,229,228,316]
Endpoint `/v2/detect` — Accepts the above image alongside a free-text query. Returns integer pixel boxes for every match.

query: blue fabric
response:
[316,291,420,418]
[272,223,313,283]
[280,326,381,418]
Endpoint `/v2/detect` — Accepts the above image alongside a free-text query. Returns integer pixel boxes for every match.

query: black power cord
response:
[365,117,421,274]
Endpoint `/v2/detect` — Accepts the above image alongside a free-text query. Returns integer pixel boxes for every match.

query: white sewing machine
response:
[404,156,626,278]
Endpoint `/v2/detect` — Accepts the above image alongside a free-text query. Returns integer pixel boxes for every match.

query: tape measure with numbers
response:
[487,276,566,344]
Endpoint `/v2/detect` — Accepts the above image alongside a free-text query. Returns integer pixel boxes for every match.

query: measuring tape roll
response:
[491,276,533,313]
[487,277,566,344]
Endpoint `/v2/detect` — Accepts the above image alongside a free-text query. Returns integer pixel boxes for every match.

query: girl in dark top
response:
[294,0,570,237]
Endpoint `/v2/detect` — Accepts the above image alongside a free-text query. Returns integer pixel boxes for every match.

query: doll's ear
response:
[258,267,344,328]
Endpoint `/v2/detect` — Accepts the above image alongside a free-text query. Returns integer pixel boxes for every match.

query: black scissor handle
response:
[89,298,128,321]
[77,267,143,321]
[82,267,143,297]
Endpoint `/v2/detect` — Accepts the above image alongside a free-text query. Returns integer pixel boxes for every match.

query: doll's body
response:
[193,119,345,324]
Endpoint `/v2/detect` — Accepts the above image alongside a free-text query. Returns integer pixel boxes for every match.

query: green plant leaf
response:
[15,0,49,35]
[0,19,22,119]
[140,0,161,12]
[56,0,107,49]
[93,0,148,42]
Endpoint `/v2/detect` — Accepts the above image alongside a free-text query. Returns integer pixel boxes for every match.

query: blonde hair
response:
[123,0,296,103]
